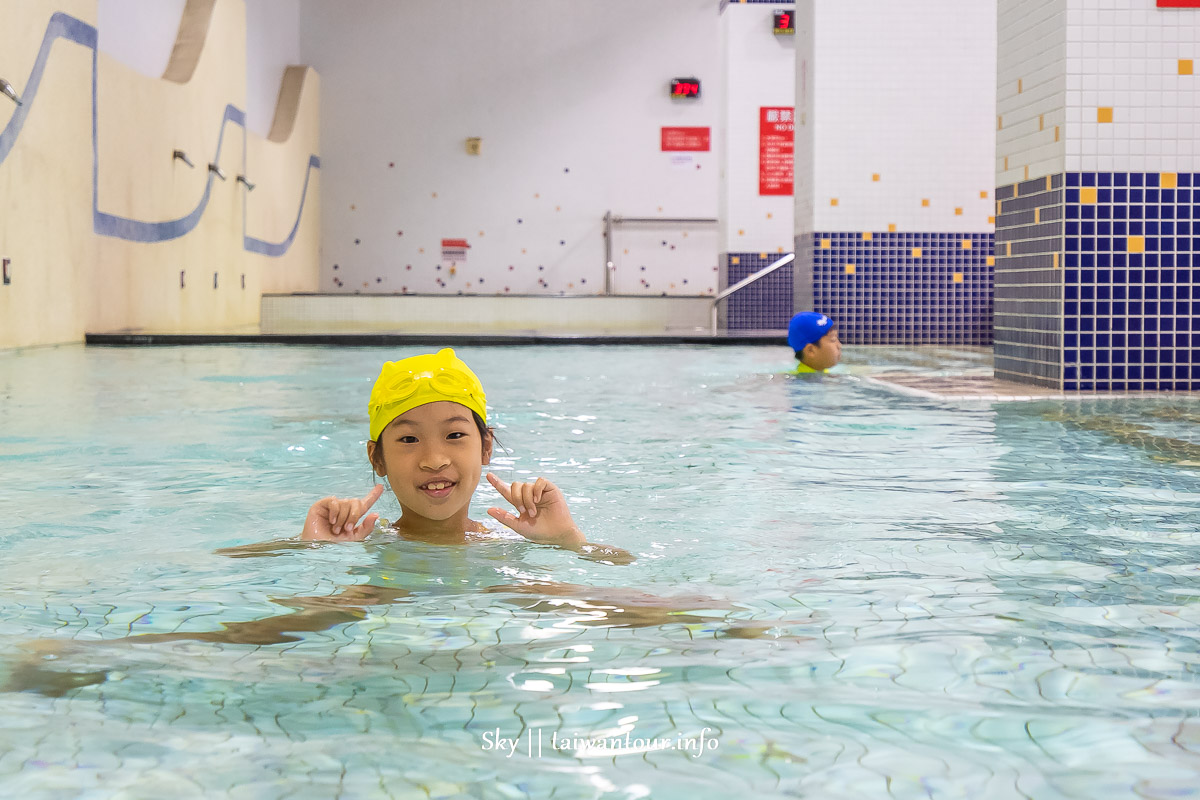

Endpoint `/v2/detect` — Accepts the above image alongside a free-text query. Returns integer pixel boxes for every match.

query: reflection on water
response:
[1043,405,1200,467]
[0,344,1198,798]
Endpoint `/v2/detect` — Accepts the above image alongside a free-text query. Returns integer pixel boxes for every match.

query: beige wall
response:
[0,0,320,348]
[261,294,715,335]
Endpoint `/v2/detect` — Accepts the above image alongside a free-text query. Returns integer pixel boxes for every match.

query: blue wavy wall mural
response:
[0,12,318,256]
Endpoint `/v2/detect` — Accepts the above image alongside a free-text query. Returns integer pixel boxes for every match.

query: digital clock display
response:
[670,78,701,99]
[773,10,795,35]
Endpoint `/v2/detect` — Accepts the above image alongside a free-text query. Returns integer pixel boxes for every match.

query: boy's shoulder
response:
[790,362,830,375]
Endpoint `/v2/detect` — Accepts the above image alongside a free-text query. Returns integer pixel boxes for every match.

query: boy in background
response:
[787,312,842,375]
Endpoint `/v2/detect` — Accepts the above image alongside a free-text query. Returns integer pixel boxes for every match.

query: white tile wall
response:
[997,0,1068,186]
[1000,0,1200,182]
[797,0,997,235]
[1065,0,1200,173]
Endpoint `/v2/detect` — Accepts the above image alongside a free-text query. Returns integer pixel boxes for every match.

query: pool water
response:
[1,343,1199,799]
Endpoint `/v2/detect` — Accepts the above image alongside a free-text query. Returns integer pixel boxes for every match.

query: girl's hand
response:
[301,484,384,542]
[485,473,585,548]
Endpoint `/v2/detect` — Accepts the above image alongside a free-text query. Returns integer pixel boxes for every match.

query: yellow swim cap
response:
[368,348,487,440]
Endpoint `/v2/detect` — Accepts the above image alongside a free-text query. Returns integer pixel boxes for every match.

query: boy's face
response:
[367,401,491,522]
[804,328,842,370]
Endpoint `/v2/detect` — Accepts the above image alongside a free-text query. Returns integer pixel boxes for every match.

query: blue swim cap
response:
[787,312,834,352]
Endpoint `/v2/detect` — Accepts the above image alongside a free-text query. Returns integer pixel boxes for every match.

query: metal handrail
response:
[603,211,719,295]
[710,252,794,334]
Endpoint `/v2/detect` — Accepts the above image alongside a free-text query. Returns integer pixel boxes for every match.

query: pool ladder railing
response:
[709,252,794,334]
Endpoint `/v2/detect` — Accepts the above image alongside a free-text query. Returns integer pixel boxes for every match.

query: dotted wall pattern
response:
[803,231,995,346]
[334,166,580,294]
[722,252,794,330]
[332,163,715,296]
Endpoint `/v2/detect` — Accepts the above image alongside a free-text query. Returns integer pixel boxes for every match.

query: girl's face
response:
[368,401,492,522]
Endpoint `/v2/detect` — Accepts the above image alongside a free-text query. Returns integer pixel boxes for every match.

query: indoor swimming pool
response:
[1,343,1199,799]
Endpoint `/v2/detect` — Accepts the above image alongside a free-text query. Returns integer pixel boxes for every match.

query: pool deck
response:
[84,329,790,346]
[864,372,1061,401]
[864,372,1198,401]
[77,332,1197,400]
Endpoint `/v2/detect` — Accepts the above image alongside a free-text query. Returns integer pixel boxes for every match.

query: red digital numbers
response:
[671,79,700,99]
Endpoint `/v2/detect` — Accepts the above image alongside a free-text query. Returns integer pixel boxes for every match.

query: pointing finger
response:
[486,473,515,505]
[362,484,384,508]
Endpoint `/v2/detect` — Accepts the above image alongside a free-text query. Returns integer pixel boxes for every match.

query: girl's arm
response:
[213,485,384,557]
[485,473,634,565]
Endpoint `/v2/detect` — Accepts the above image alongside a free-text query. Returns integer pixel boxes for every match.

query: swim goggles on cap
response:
[368,348,487,440]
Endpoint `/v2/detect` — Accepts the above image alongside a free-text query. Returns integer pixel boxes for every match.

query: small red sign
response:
[1158,1,1200,6]
[759,107,794,196]
[441,238,470,249]
[661,127,710,152]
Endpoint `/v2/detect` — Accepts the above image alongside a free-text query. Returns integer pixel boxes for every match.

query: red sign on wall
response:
[661,127,710,152]
[759,107,794,196]
[1158,1,1200,6]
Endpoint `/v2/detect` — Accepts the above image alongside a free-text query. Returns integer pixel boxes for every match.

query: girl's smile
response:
[368,400,491,526]
[417,478,458,499]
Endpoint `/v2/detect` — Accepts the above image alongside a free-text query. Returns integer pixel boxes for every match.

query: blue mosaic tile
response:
[723,252,794,330]
[804,231,994,345]
[998,171,1200,392]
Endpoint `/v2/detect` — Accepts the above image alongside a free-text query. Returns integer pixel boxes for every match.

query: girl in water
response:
[301,348,630,562]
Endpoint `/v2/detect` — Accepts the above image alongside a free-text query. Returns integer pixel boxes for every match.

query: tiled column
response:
[792,0,997,345]
[996,0,1199,390]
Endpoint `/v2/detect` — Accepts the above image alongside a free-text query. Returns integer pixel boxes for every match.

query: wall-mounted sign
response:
[661,127,710,152]
[670,78,701,99]
[1157,0,1200,6]
[441,238,469,270]
[773,10,795,34]
[759,107,794,196]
